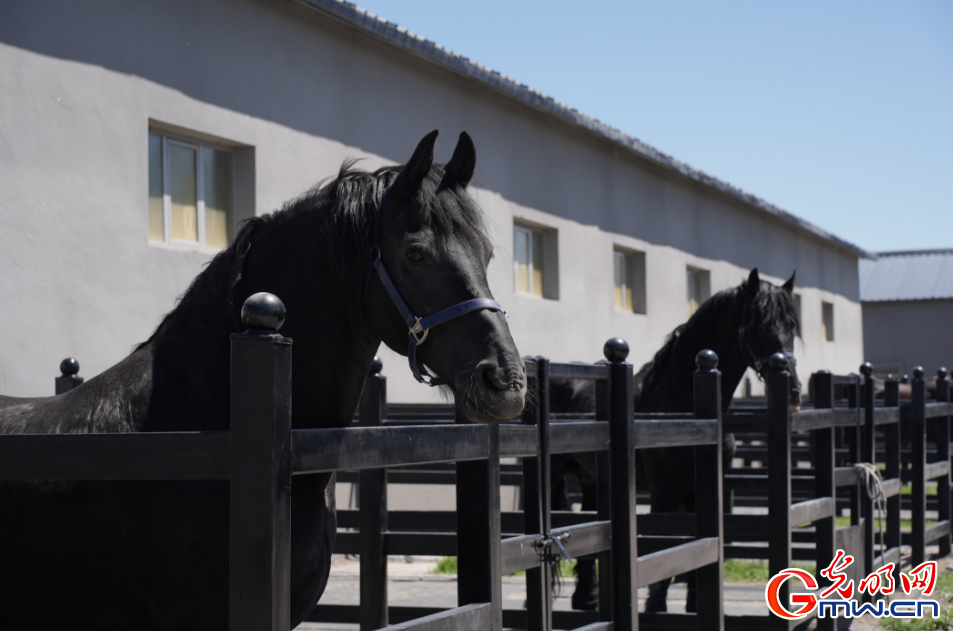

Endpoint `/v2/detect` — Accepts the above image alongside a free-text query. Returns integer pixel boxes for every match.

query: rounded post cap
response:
[886,374,894,381]
[603,338,629,362]
[901,374,909,383]
[695,349,719,370]
[913,366,925,379]
[768,352,789,371]
[860,362,874,376]
[60,358,80,376]
[370,356,383,373]
[241,292,286,332]
[938,367,949,379]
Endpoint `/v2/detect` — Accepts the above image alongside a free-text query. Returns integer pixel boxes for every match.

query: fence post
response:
[55,358,83,394]
[911,366,926,568]
[860,362,876,589]
[883,376,902,589]
[847,378,862,531]
[456,409,502,629]
[605,338,637,631]
[521,356,553,631]
[936,368,951,555]
[229,292,292,631]
[693,350,723,631]
[359,357,388,631]
[766,353,792,631]
[595,363,613,621]
[812,371,836,631]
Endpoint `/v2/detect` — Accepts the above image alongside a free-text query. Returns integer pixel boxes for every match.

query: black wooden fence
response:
[305,363,952,630]
[36,294,953,630]
[312,346,725,631]
[33,294,723,631]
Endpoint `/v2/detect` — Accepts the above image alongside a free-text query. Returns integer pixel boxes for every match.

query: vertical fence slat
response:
[883,377,902,588]
[360,358,388,631]
[812,371,836,631]
[456,419,501,630]
[228,310,292,631]
[936,368,951,556]
[847,380,862,533]
[766,355,792,631]
[861,363,876,589]
[693,350,723,631]
[595,376,613,622]
[605,338,637,631]
[912,367,927,567]
[521,357,553,631]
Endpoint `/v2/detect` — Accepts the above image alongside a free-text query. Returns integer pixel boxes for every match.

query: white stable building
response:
[0,0,870,401]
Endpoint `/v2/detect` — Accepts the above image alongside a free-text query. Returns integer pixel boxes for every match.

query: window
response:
[514,223,558,299]
[686,267,711,318]
[822,301,835,341]
[514,225,543,298]
[613,249,646,314]
[148,132,233,250]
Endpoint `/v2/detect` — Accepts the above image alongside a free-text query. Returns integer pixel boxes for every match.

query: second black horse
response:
[551,268,802,611]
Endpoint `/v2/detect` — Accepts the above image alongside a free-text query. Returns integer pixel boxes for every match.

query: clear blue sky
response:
[352,0,951,254]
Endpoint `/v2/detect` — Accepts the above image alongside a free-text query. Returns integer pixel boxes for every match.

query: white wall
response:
[0,0,863,400]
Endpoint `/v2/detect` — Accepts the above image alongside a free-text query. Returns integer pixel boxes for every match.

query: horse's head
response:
[739,268,802,412]
[366,130,526,423]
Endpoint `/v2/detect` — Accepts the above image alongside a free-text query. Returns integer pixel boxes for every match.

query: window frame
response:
[150,132,234,251]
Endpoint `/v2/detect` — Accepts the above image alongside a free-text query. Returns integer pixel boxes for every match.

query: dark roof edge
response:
[862,297,953,303]
[877,248,953,257]
[294,0,874,260]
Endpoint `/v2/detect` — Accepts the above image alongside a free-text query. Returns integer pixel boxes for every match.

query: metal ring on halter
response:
[410,319,430,346]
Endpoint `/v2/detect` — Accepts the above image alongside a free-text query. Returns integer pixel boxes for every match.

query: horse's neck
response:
[239,216,381,430]
[640,307,749,413]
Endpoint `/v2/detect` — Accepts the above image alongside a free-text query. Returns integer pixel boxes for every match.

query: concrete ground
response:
[300,550,953,631]
[299,555,788,630]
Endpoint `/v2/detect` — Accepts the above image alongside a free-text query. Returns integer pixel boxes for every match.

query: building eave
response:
[293,0,874,260]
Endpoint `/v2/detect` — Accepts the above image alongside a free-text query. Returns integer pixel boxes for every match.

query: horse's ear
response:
[444,131,476,187]
[782,271,796,294]
[392,130,438,199]
[746,268,760,295]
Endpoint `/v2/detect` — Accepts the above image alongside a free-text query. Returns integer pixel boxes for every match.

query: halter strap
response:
[367,190,505,386]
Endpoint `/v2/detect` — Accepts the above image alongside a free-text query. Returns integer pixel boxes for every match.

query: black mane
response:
[139,160,492,348]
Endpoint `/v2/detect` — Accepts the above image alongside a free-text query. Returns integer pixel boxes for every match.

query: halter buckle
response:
[410,318,430,346]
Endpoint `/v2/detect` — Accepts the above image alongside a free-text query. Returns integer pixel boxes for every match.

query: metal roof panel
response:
[860,251,953,302]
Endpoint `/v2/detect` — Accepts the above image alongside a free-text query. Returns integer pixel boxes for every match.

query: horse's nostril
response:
[482,365,508,392]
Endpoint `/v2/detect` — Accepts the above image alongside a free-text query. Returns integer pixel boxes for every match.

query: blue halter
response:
[367,190,505,386]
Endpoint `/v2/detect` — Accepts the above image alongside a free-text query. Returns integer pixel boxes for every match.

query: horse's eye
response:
[406,250,424,263]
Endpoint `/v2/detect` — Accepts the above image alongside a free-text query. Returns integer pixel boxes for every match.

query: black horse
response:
[0,131,526,629]
[551,268,801,611]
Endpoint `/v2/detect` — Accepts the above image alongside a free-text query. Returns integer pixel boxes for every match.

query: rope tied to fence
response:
[855,462,887,561]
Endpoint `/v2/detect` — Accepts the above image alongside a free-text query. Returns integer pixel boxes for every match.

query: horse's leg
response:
[571,462,599,611]
[290,472,338,626]
[644,447,695,613]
